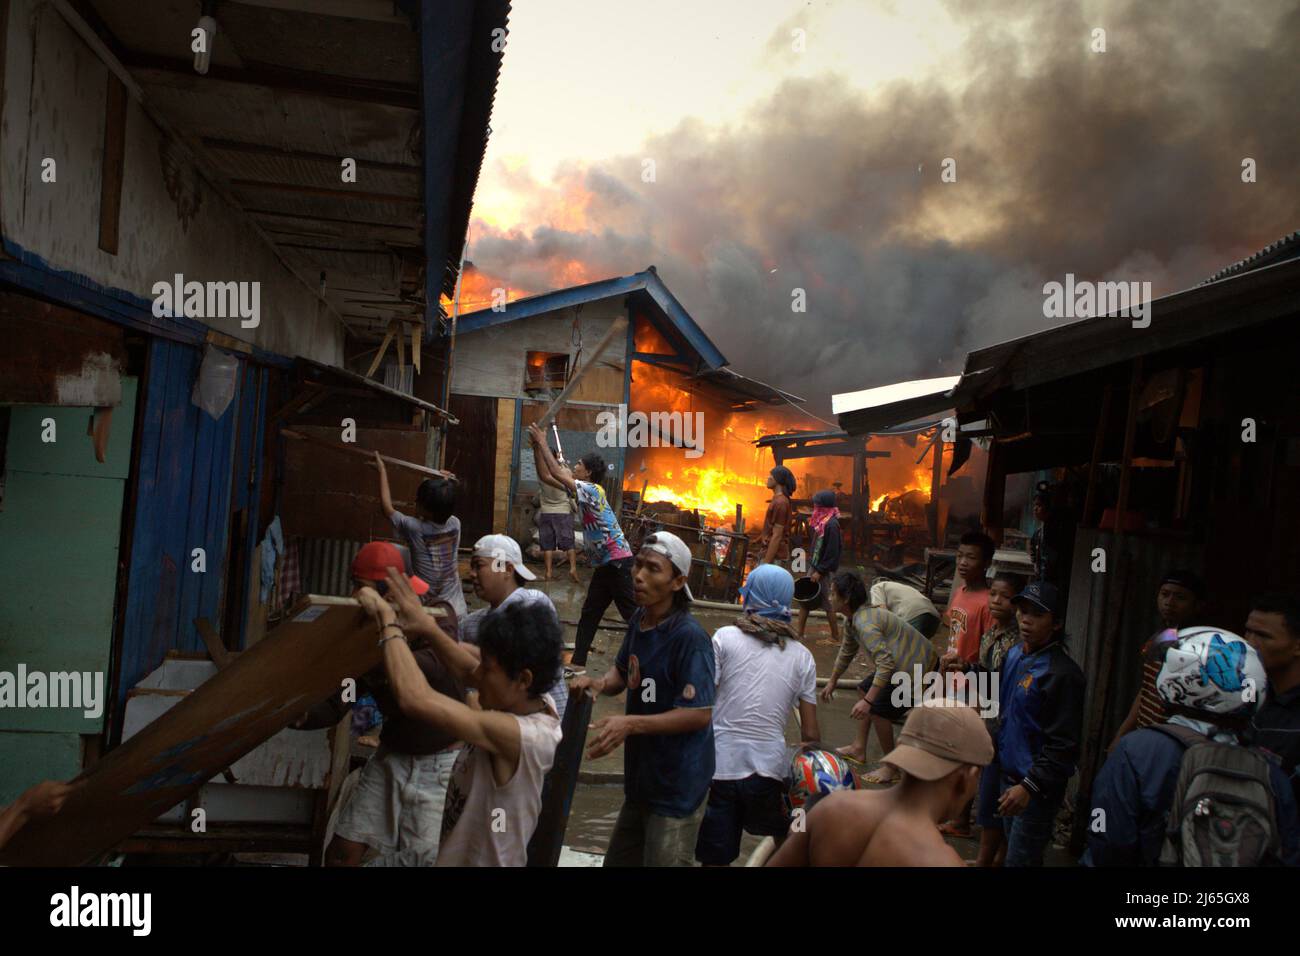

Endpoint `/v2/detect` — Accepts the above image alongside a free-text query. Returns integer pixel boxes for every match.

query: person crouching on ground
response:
[822,571,939,785]
[358,567,563,866]
[695,564,821,866]
[766,701,992,866]
[569,531,716,866]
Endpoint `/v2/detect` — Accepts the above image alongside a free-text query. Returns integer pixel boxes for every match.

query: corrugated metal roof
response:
[1200,230,1300,285]
[458,267,730,370]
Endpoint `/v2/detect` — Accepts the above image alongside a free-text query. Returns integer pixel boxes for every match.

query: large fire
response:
[439,262,535,316]
[624,361,940,526]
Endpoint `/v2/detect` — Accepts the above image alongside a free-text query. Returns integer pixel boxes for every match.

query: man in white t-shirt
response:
[358,567,564,867]
[695,564,820,866]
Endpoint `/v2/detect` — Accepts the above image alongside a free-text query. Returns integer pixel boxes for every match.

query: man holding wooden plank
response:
[528,422,635,667]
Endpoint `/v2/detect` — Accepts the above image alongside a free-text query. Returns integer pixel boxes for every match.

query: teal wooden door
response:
[0,377,137,802]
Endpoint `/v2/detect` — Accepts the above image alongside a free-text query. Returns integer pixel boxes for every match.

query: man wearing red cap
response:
[295,541,467,867]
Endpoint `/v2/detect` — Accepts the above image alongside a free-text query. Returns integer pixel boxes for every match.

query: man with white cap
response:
[570,531,716,866]
[767,700,993,866]
[460,534,567,721]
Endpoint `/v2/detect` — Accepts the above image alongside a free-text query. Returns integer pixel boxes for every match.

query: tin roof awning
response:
[689,367,805,410]
[833,376,960,435]
[79,0,507,344]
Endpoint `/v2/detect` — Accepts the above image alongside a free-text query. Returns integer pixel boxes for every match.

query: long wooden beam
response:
[281,428,453,480]
[121,54,420,109]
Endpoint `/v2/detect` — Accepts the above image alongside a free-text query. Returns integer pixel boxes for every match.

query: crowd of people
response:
[4,454,1299,872]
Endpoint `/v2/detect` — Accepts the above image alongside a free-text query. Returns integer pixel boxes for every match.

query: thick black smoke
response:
[470,0,1300,416]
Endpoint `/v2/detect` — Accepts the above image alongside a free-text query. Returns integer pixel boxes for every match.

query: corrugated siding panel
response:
[1065,528,1205,799]
[299,538,363,597]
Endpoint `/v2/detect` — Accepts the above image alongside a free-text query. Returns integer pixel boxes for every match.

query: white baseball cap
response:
[640,531,694,601]
[472,534,536,581]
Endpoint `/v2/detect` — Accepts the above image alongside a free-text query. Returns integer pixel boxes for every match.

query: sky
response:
[465,0,1299,415]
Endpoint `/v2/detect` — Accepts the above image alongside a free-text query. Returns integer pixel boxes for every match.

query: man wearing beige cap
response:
[767,701,992,866]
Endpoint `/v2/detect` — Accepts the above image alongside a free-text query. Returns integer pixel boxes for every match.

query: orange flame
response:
[623,362,941,524]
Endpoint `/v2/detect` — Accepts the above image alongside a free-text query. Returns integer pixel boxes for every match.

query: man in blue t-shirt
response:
[570,531,715,866]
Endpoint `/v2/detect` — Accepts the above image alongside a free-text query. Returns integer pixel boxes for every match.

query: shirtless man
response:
[766,701,992,866]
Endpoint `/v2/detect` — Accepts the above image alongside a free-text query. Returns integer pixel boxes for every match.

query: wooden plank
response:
[0,597,384,866]
[194,618,232,670]
[97,73,127,255]
[281,427,451,478]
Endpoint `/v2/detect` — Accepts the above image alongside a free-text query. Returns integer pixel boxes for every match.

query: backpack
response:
[1150,723,1282,867]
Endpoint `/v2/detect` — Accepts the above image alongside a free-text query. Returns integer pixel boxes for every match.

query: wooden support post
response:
[1115,358,1143,533]
[851,450,865,558]
[98,74,127,255]
[981,440,1006,546]
[1082,383,1115,527]
[930,433,944,547]
[734,503,744,534]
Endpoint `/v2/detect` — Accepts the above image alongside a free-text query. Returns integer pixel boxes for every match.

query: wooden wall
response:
[280,425,428,542]
[494,398,515,534]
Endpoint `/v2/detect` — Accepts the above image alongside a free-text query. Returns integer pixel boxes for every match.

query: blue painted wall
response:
[113,340,266,731]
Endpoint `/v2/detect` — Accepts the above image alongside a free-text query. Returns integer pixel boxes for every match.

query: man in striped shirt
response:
[823,572,939,784]
[1107,569,1205,752]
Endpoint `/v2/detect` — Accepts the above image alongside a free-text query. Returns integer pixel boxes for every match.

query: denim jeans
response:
[1001,776,1064,867]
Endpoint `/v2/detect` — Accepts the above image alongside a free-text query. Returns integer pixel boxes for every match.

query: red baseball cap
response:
[351,541,429,595]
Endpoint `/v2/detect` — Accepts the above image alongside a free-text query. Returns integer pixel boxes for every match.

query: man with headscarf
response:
[795,489,842,645]
[758,465,797,568]
[694,564,821,865]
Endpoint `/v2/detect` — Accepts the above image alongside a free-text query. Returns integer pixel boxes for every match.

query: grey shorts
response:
[604,799,707,867]
[333,745,459,864]
[538,512,575,552]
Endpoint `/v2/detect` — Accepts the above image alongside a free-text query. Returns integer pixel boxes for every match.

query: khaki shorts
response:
[334,745,458,865]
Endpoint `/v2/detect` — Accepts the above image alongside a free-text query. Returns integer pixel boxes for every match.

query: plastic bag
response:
[191,344,239,420]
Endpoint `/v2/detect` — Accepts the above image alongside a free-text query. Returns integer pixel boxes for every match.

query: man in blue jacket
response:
[994,581,1085,866]
[1084,628,1300,866]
